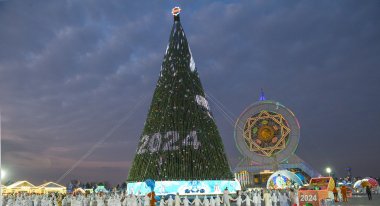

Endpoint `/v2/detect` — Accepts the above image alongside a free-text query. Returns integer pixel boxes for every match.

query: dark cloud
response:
[1,0,379,185]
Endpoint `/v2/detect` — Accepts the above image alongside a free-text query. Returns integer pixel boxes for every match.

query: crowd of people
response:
[0,188,299,206]
[332,186,348,203]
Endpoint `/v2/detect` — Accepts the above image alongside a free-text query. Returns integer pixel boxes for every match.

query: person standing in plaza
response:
[222,188,232,206]
[209,196,216,206]
[174,194,181,206]
[279,192,290,206]
[366,186,372,200]
[202,196,210,206]
[337,187,342,202]
[182,196,191,206]
[288,188,298,206]
[341,186,348,202]
[263,190,272,206]
[166,196,174,206]
[215,195,222,206]
[332,187,338,202]
[243,193,252,206]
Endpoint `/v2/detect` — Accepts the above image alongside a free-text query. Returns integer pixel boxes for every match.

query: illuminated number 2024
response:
[182,131,200,149]
[137,131,200,154]
[163,131,179,151]
[149,133,162,153]
[300,194,317,202]
[137,135,149,154]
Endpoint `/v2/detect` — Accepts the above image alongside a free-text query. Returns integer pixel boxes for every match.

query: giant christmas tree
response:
[127,8,233,182]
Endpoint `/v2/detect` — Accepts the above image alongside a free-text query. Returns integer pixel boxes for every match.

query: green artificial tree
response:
[127,10,233,182]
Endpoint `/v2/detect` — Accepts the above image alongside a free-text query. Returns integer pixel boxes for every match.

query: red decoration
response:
[172,7,181,16]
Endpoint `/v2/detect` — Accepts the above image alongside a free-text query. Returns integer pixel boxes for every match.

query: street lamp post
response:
[0,169,4,198]
[1,169,6,186]
[326,167,332,177]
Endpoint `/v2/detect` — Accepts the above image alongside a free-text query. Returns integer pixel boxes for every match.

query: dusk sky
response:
[1,0,380,185]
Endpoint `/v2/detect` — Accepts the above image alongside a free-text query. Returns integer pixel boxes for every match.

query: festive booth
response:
[298,177,335,206]
[38,182,66,194]
[354,177,379,189]
[366,178,379,187]
[266,170,303,189]
[85,189,94,194]
[2,181,38,194]
[73,188,86,195]
[353,180,363,188]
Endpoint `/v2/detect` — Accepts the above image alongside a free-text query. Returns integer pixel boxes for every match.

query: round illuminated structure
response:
[353,178,379,189]
[266,170,303,189]
[235,100,300,164]
[233,97,319,188]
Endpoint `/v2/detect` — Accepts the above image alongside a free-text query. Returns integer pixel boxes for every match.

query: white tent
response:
[38,182,66,194]
[3,181,37,194]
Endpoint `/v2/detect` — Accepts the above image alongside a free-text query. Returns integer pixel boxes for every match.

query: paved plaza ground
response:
[333,194,379,206]
[227,194,379,206]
